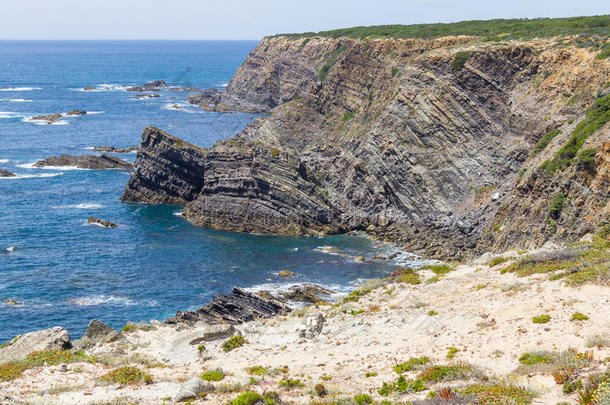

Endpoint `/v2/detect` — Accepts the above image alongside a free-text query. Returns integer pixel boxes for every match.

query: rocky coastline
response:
[34,154,133,170]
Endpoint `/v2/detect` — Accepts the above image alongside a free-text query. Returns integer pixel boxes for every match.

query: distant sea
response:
[0,41,421,342]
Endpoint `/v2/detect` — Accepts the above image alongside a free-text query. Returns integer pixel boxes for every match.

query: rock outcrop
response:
[93,145,138,153]
[31,113,62,124]
[0,170,15,177]
[0,327,71,362]
[65,110,87,116]
[127,80,168,92]
[126,36,610,259]
[87,217,118,228]
[165,287,289,325]
[35,154,133,170]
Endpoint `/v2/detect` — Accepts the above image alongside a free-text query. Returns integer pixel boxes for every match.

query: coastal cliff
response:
[124,35,609,259]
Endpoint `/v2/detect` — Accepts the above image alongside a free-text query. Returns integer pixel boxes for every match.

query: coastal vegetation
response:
[273,15,609,42]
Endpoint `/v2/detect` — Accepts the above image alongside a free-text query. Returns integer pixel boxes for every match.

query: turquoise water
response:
[0,41,414,342]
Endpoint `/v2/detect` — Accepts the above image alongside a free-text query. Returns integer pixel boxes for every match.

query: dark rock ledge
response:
[35,154,133,170]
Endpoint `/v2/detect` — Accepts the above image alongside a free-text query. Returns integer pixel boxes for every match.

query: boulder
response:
[280,284,333,304]
[174,377,214,402]
[88,217,118,228]
[297,313,325,339]
[187,324,236,345]
[84,319,122,344]
[0,170,16,177]
[0,326,71,362]
[278,270,297,277]
[34,154,133,170]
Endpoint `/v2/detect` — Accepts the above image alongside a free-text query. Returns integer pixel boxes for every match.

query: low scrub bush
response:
[201,369,225,381]
[378,376,426,396]
[532,314,551,324]
[99,366,153,385]
[451,51,470,70]
[417,365,475,383]
[223,335,247,352]
[393,356,430,373]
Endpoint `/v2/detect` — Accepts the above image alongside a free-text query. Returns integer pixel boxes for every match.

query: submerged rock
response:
[126,80,168,92]
[166,287,289,326]
[34,153,133,170]
[0,169,16,177]
[93,145,138,153]
[174,377,214,402]
[88,217,118,228]
[0,326,71,362]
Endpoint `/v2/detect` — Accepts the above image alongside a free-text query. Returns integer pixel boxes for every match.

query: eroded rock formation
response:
[35,154,133,170]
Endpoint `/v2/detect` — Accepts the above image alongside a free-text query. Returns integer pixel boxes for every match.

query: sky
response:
[0,0,608,40]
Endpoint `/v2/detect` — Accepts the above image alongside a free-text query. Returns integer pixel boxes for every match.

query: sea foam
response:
[0,87,42,92]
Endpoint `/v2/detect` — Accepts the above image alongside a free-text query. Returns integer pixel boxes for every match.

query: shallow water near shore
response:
[0,40,419,342]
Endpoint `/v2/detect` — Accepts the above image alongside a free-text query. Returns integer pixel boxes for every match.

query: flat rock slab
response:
[0,326,70,362]
[174,377,213,402]
[34,154,133,170]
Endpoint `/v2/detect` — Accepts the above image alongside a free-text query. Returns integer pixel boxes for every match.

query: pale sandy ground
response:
[1,246,609,404]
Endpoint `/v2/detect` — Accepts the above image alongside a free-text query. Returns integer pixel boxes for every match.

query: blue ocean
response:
[0,41,418,342]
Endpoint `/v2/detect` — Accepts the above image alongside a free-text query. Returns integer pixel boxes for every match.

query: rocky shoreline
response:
[0,237,608,404]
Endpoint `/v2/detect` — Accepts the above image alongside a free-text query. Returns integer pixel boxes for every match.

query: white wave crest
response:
[220,82,229,87]
[0,87,41,92]
[53,203,103,209]
[173,211,183,216]
[0,172,63,179]
[75,84,130,92]
[0,111,30,119]
[6,246,14,253]
[69,295,157,307]
[0,159,8,163]
[17,162,90,171]
[0,98,32,102]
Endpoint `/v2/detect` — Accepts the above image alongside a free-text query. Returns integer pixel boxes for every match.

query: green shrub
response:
[24,350,91,366]
[246,366,268,375]
[531,129,561,157]
[571,312,589,321]
[427,310,438,316]
[596,48,610,60]
[532,314,551,324]
[461,383,534,404]
[447,347,460,359]
[548,192,566,218]
[420,264,454,275]
[542,94,610,174]
[378,376,426,396]
[270,148,280,158]
[229,391,277,405]
[365,371,378,377]
[319,45,347,79]
[354,393,373,404]
[578,148,597,165]
[223,335,247,352]
[393,356,430,373]
[489,256,510,266]
[121,324,136,332]
[519,352,551,365]
[563,379,583,394]
[197,344,206,353]
[201,369,225,381]
[342,112,354,122]
[451,51,471,70]
[279,378,304,389]
[99,366,152,385]
[0,362,28,382]
[417,365,473,382]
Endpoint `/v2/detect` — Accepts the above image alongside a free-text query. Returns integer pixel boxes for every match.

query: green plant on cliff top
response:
[460,383,534,404]
[542,94,610,174]
[532,314,551,324]
[201,369,225,381]
[0,362,28,382]
[378,376,426,396]
[394,356,430,373]
[99,366,153,385]
[271,15,610,42]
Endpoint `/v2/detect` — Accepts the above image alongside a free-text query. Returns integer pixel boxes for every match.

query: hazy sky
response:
[1,0,608,40]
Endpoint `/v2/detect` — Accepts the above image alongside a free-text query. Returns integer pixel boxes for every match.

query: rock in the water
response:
[4,299,18,305]
[131,93,161,100]
[88,217,118,228]
[31,113,62,124]
[297,313,325,339]
[65,110,87,116]
[0,326,70,362]
[174,377,214,402]
[34,154,133,170]
[0,170,16,177]
[280,284,333,304]
[166,287,288,325]
[93,145,138,153]
[84,319,121,344]
[82,86,96,91]
[354,256,365,262]
[278,270,297,277]
[126,80,168,92]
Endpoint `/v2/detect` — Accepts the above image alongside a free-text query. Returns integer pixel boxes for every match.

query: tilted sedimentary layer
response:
[124,36,609,259]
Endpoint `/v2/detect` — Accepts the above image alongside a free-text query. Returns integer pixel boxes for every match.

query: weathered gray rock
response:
[188,324,236,345]
[84,319,122,344]
[166,287,289,325]
[0,169,16,177]
[298,313,325,339]
[31,113,62,124]
[280,284,333,304]
[65,110,87,116]
[0,327,70,362]
[88,217,118,228]
[174,377,214,402]
[35,154,133,170]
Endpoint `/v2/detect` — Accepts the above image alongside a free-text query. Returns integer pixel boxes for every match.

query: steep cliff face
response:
[124,36,609,259]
